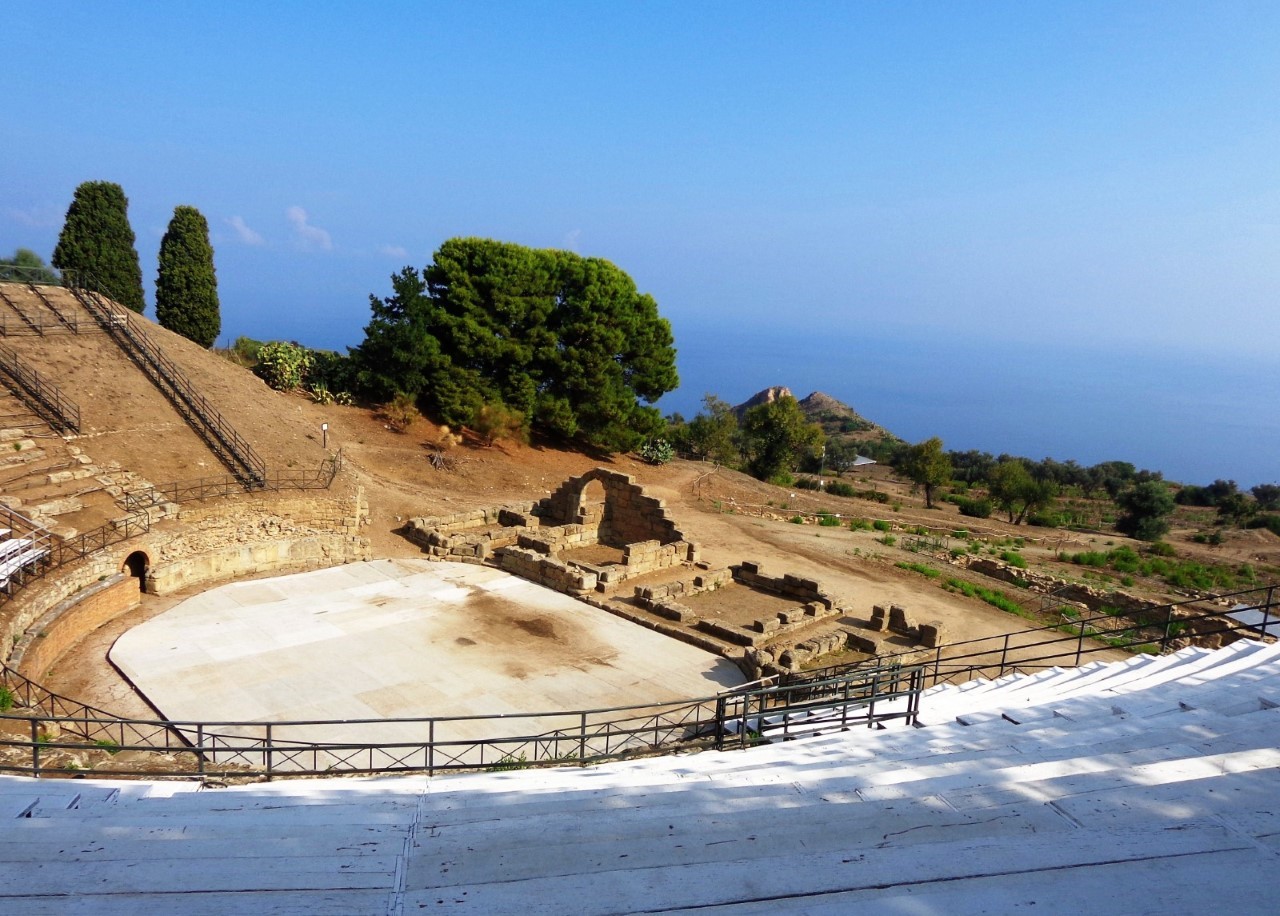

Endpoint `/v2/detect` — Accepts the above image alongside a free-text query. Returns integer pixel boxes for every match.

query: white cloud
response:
[6,206,61,229]
[286,206,333,251]
[563,228,582,251]
[226,215,265,246]
[379,244,409,259]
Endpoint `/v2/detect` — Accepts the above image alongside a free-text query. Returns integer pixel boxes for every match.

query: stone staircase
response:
[0,388,135,538]
[0,640,1276,912]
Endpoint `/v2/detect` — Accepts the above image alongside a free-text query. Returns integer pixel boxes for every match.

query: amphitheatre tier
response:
[109,559,746,767]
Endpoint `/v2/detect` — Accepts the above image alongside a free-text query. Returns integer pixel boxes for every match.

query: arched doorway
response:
[576,478,606,529]
[123,551,150,593]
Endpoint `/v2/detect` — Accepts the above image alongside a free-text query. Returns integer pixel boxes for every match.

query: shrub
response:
[848,518,872,531]
[878,534,897,546]
[381,392,420,432]
[473,402,528,447]
[956,496,993,519]
[789,515,804,524]
[0,686,14,711]
[769,471,795,487]
[825,481,857,498]
[638,437,675,465]
[254,341,313,391]
[1246,514,1280,536]
[1147,541,1177,557]
[310,385,334,405]
[793,477,822,491]
[872,519,892,532]
[1000,550,1027,569]
[818,513,842,527]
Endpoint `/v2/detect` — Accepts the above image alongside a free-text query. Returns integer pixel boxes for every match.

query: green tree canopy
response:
[156,205,221,347]
[1115,480,1176,541]
[988,458,1058,525]
[354,238,678,452]
[899,437,952,509]
[677,394,741,466]
[52,181,145,312]
[0,248,59,283]
[740,395,825,483]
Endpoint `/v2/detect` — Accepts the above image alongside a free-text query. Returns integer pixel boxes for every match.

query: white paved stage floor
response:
[110,559,744,768]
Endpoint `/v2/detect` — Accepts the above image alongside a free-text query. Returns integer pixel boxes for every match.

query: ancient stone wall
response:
[0,489,371,672]
[11,574,140,679]
[498,546,597,594]
[535,468,684,546]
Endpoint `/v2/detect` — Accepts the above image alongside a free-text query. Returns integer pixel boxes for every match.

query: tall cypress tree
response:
[52,181,145,312]
[156,205,221,347]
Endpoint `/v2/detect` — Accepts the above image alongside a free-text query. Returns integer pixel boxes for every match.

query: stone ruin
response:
[403,469,945,677]
[403,468,697,595]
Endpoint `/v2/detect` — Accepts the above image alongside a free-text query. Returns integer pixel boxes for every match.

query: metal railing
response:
[122,451,343,511]
[715,663,923,748]
[0,589,1274,781]
[0,506,150,612]
[0,271,77,334]
[802,584,1279,690]
[62,271,267,488]
[0,342,80,433]
[0,658,925,780]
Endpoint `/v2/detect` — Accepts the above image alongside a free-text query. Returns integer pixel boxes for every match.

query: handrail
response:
[25,283,78,333]
[0,658,924,779]
[802,583,1279,689]
[122,451,342,511]
[0,591,1272,781]
[0,341,80,433]
[62,271,267,488]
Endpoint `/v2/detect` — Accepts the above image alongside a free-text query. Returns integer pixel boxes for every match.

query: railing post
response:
[31,717,40,777]
[428,719,435,777]
[1076,615,1086,665]
[265,723,273,781]
[714,696,726,750]
[1163,604,1176,653]
[196,724,205,776]
[578,711,587,765]
[1264,586,1276,641]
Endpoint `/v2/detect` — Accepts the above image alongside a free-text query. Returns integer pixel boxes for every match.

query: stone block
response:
[889,604,913,634]
[869,605,889,631]
[919,621,945,648]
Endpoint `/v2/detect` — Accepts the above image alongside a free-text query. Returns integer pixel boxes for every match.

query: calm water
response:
[665,325,1280,488]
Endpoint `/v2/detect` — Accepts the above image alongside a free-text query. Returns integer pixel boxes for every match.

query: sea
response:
[663,324,1280,489]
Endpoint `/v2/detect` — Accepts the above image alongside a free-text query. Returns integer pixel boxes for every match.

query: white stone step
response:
[399,824,1256,914]
[685,848,1275,915]
[0,890,393,916]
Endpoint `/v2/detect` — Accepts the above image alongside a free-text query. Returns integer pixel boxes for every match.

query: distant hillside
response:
[733,387,904,465]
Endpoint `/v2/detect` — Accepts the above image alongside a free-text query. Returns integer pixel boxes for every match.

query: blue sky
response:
[4,2,1279,483]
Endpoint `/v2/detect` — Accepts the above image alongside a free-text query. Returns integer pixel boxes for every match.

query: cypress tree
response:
[52,181,145,312]
[156,205,221,347]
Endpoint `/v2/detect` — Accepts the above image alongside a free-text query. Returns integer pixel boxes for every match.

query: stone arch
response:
[122,550,150,593]
[537,468,685,547]
[576,478,607,527]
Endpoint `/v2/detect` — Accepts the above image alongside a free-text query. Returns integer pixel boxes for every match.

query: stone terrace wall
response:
[404,506,537,563]
[536,468,684,546]
[0,490,371,673]
[10,574,140,679]
[146,490,370,594]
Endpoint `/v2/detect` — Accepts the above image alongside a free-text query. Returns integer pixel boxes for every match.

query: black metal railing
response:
[0,342,80,433]
[0,270,77,334]
[800,584,1280,690]
[0,505,150,612]
[122,451,343,511]
[25,282,78,333]
[62,271,267,488]
[715,663,923,749]
[0,657,924,780]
